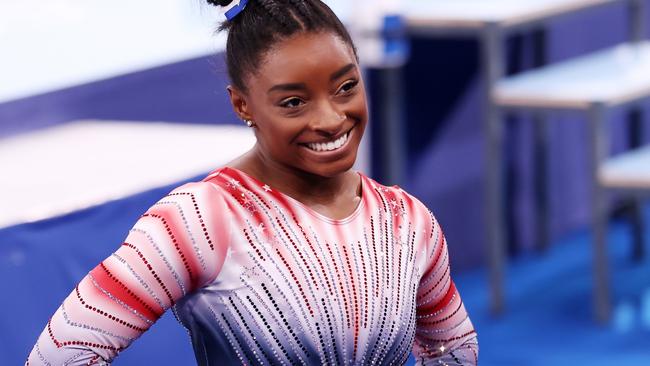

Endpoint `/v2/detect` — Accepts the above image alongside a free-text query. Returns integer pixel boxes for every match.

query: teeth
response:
[306,132,348,152]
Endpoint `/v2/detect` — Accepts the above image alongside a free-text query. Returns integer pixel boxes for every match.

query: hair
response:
[208,0,358,92]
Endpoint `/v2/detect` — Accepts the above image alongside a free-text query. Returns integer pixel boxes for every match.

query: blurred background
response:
[2,0,650,364]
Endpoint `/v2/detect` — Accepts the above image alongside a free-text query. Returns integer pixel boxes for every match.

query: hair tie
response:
[224,0,249,21]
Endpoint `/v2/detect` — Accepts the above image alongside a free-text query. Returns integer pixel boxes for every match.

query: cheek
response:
[348,94,369,121]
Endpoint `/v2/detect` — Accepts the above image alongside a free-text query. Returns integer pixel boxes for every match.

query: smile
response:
[303,130,350,152]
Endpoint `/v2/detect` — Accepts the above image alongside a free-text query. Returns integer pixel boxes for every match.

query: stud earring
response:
[245,119,254,127]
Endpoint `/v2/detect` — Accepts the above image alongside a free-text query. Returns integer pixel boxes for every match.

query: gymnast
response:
[27,0,478,364]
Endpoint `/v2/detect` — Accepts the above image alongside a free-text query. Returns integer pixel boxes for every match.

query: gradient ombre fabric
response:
[28,167,477,365]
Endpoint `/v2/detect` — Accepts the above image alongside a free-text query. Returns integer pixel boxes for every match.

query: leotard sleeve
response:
[26,181,231,365]
[412,211,479,365]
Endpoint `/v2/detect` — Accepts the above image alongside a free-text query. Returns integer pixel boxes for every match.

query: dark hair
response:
[209,0,357,92]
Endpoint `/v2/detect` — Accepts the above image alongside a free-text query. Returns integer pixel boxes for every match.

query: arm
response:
[412,211,478,365]
[26,182,230,365]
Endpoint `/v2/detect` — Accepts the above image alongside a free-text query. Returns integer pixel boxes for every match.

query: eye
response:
[279,97,305,109]
[336,79,359,95]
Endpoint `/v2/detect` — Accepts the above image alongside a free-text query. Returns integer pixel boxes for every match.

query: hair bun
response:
[206,0,236,7]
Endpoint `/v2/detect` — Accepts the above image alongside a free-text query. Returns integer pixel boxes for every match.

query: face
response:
[230,31,368,178]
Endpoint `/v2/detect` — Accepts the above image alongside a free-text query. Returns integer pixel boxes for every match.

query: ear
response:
[227,85,253,121]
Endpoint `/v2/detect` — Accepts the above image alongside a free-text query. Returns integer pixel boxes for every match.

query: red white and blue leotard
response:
[27,167,478,365]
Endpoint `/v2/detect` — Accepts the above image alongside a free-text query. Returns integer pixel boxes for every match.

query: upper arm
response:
[412,210,478,365]
[26,182,231,365]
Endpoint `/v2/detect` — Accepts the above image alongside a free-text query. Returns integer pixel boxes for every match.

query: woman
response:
[27,0,478,364]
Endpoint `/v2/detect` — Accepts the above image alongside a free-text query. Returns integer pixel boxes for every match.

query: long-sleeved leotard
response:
[28,167,478,365]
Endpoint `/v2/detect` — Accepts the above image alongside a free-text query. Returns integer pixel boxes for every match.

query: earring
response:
[245,119,254,127]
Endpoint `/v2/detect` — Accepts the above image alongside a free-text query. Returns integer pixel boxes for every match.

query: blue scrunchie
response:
[225,0,249,21]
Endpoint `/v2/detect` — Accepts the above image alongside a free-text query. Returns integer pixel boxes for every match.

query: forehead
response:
[253,32,357,87]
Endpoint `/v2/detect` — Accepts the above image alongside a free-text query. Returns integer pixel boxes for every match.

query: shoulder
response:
[145,168,232,227]
[165,167,230,203]
[361,173,431,216]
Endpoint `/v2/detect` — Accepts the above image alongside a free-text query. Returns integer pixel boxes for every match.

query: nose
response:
[313,101,346,135]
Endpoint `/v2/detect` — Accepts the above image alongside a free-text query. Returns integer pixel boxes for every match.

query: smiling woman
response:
[27,1,478,365]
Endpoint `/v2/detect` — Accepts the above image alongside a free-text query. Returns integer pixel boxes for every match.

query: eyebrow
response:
[267,64,357,94]
[268,83,307,93]
[330,63,356,81]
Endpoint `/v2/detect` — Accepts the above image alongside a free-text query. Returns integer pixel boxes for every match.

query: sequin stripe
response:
[121,243,175,305]
[418,297,463,324]
[323,240,351,364]
[243,293,303,366]
[468,341,479,365]
[373,188,389,212]
[427,210,437,239]
[276,214,346,356]
[213,310,257,365]
[275,217,320,291]
[347,241,369,360]
[64,350,89,366]
[91,264,160,320]
[232,292,288,365]
[140,213,198,288]
[247,282,310,365]
[60,303,135,343]
[166,192,216,251]
[306,227,348,347]
[355,239,370,328]
[86,354,101,365]
[418,313,471,335]
[323,241,351,328]
[417,267,451,308]
[87,274,154,326]
[32,343,50,366]
[242,219,320,340]
[364,296,390,364]
[373,319,399,365]
[418,225,446,287]
[47,318,123,352]
[417,330,477,346]
[395,243,404,316]
[388,295,418,366]
[417,261,450,303]
[319,297,344,365]
[261,283,311,358]
[128,228,187,296]
[74,285,146,332]
[226,295,276,365]
[273,246,316,317]
[369,217,380,298]
[341,245,360,359]
[110,253,166,312]
[292,216,335,296]
[313,322,330,364]
[155,200,207,271]
[243,227,267,261]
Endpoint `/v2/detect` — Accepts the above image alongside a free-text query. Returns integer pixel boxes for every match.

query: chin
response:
[304,154,357,178]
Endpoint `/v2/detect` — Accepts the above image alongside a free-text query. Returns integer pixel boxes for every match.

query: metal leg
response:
[482,23,506,315]
[379,67,406,187]
[589,103,611,323]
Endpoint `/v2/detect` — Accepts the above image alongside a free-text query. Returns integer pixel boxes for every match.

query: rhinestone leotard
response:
[28,167,478,365]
